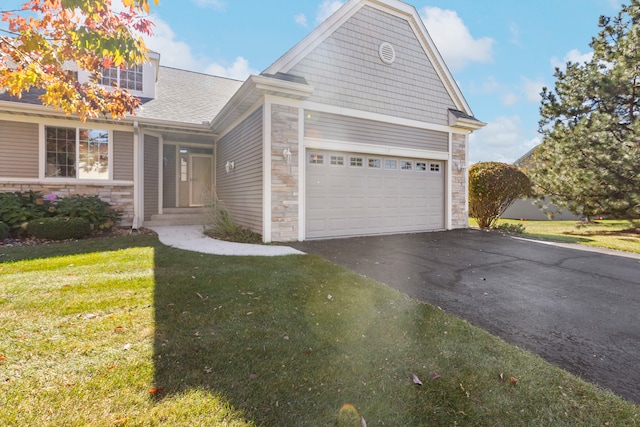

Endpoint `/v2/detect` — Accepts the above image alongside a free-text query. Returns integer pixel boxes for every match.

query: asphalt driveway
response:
[289,229,640,404]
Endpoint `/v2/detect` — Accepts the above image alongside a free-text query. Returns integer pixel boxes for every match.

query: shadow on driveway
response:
[290,229,640,404]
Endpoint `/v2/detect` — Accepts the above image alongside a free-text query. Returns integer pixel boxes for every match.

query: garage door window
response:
[416,162,427,172]
[430,163,441,172]
[350,156,363,167]
[330,155,345,166]
[368,158,381,168]
[401,160,413,171]
[309,153,324,165]
[385,159,397,170]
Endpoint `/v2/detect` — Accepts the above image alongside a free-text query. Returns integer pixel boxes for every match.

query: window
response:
[385,159,397,170]
[180,158,188,182]
[330,155,345,166]
[45,126,110,180]
[368,158,381,168]
[430,163,441,172]
[401,160,413,171]
[350,156,363,167]
[309,153,324,165]
[416,162,427,172]
[100,64,143,91]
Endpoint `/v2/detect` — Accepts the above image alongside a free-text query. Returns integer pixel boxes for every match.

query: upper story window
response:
[45,126,110,180]
[100,64,143,91]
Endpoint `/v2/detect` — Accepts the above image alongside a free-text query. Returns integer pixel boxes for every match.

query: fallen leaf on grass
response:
[509,377,519,386]
[499,372,504,382]
[114,326,125,332]
[248,373,258,380]
[113,417,128,425]
[0,355,5,362]
[123,344,132,351]
[412,374,423,385]
[148,387,165,395]
[85,313,97,319]
[108,313,118,318]
[303,348,313,355]
[430,373,441,381]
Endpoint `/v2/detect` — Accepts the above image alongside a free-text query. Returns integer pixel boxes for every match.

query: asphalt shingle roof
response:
[136,66,244,125]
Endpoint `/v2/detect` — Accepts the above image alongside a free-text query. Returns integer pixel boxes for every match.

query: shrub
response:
[469,162,531,229]
[27,217,91,240]
[204,196,263,244]
[493,222,526,234]
[0,221,9,240]
[0,191,53,233]
[53,195,121,230]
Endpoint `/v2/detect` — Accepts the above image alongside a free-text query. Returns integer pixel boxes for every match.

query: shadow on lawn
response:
[150,246,453,426]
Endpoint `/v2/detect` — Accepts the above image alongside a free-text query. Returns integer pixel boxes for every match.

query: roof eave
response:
[210,74,314,134]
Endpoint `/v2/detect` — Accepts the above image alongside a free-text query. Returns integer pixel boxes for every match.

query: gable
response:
[268,2,461,126]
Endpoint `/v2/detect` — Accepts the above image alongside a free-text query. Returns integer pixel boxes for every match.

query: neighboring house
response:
[501,146,581,221]
[0,0,484,242]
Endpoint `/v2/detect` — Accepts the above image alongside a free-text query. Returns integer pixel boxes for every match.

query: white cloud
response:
[551,49,594,70]
[521,77,545,103]
[509,22,521,46]
[204,56,259,81]
[419,7,494,71]
[469,116,531,163]
[191,0,225,10]
[144,17,201,71]
[502,92,518,106]
[316,1,345,24]
[143,15,257,80]
[295,13,308,27]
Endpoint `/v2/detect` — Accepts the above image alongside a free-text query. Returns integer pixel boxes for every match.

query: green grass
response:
[490,219,640,254]
[1,236,638,426]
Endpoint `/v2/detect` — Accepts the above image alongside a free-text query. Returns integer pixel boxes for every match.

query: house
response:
[0,0,484,242]
[501,146,581,221]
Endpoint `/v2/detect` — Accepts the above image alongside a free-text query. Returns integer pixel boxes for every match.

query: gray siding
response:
[0,120,39,178]
[288,6,456,125]
[216,107,263,232]
[305,110,448,152]
[162,144,177,208]
[144,135,159,220]
[113,131,134,181]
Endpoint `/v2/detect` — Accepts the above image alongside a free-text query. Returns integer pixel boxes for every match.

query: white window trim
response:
[39,124,114,182]
[329,155,345,167]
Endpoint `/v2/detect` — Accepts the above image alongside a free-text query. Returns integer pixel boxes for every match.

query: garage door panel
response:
[306,150,444,239]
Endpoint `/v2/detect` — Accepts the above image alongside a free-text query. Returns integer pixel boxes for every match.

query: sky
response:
[2,0,625,163]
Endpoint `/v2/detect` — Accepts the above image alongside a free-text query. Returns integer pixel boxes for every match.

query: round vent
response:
[379,42,396,64]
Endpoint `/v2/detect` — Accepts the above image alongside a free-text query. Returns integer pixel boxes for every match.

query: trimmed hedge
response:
[26,217,91,241]
[0,221,9,240]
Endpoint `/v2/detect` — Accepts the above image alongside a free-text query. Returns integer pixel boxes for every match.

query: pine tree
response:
[532,1,640,220]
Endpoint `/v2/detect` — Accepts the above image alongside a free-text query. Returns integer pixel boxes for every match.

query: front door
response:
[190,154,213,206]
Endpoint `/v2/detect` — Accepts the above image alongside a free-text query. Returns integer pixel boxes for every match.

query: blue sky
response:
[2,0,623,163]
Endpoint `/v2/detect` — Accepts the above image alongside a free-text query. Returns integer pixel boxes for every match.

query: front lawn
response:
[494,219,640,254]
[1,236,637,426]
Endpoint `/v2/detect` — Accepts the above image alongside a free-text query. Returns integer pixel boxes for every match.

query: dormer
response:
[77,51,160,100]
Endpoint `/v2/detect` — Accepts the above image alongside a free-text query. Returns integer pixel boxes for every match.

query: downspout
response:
[447,131,453,230]
[132,121,143,230]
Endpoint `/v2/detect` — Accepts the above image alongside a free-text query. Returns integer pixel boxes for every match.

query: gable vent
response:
[379,42,396,65]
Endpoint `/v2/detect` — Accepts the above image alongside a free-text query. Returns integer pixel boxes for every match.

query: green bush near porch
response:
[0,191,120,237]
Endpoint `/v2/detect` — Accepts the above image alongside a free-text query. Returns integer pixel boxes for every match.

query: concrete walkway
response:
[148,225,304,256]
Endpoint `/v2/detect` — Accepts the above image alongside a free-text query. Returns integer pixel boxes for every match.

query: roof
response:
[136,66,243,125]
[0,66,243,127]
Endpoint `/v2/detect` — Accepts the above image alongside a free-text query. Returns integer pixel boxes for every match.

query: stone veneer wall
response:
[270,104,300,242]
[0,182,134,227]
[451,133,468,229]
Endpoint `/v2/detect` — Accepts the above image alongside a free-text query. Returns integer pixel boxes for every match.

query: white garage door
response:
[306,150,445,239]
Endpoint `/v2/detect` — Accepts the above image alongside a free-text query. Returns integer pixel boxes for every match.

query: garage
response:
[306,150,445,239]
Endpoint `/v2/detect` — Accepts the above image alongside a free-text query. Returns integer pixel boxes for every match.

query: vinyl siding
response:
[112,131,134,181]
[162,144,177,208]
[0,120,39,178]
[304,110,448,152]
[144,135,159,220]
[216,107,263,232]
[288,6,456,125]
